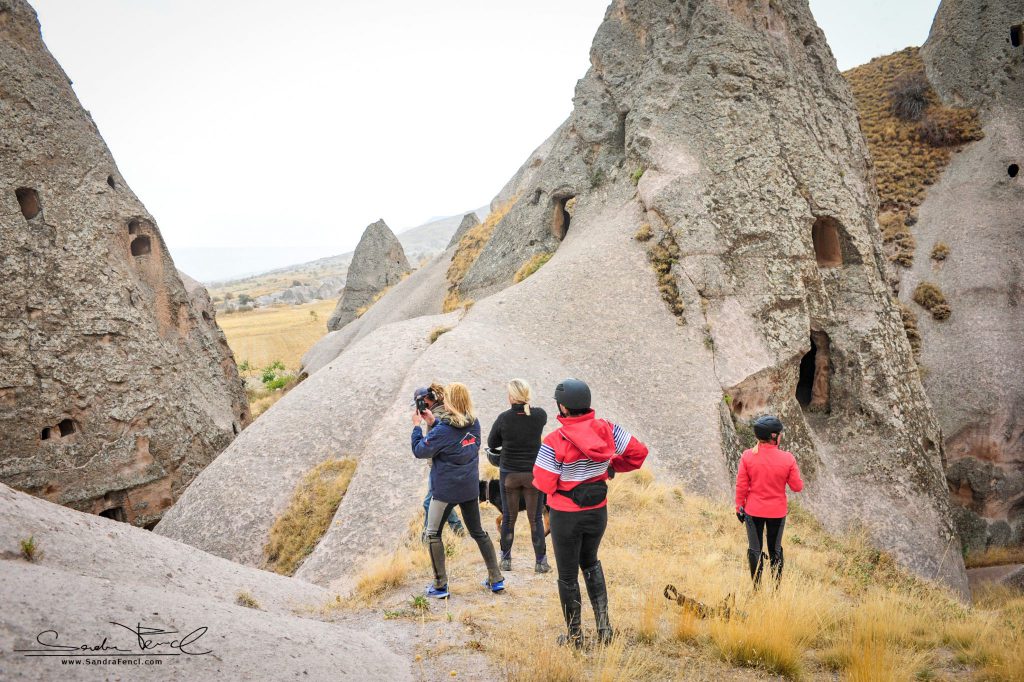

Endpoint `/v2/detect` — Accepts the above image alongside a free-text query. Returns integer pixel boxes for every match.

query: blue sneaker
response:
[483,578,505,593]
[426,584,449,599]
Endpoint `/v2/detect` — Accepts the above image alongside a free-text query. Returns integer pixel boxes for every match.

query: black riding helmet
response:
[752,415,784,442]
[554,378,591,411]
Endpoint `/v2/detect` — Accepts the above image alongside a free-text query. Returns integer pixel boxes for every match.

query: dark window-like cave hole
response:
[57,418,76,437]
[812,217,843,267]
[41,427,52,441]
[107,175,116,189]
[796,332,831,410]
[552,196,574,240]
[99,506,127,523]
[1009,164,1020,178]
[128,219,140,235]
[130,235,152,256]
[202,310,212,322]
[1012,25,1022,48]
[15,187,41,220]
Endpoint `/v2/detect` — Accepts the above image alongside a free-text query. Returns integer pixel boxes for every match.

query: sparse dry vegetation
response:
[931,241,950,261]
[345,470,1024,681]
[913,281,952,320]
[844,48,983,269]
[899,301,923,361]
[264,458,357,576]
[428,326,451,344]
[443,197,518,313]
[512,252,553,283]
[634,224,653,242]
[355,286,392,318]
[641,227,685,319]
[235,590,261,609]
[965,545,1024,569]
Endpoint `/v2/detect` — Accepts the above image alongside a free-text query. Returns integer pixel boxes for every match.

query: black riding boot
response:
[556,578,583,648]
[769,547,784,587]
[747,549,765,589]
[583,561,612,645]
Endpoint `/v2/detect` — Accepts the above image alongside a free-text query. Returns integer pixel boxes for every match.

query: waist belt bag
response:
[559,480,608,507]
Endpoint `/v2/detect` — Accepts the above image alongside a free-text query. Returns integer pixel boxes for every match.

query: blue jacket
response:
[411,418,481,504]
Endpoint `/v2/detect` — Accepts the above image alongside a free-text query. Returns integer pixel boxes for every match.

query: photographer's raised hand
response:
[421,408,435,427]
[411,407,423,427]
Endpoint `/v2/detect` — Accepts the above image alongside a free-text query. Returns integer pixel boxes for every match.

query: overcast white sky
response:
[30,0,941,279]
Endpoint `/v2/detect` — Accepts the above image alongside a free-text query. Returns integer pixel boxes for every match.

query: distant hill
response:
[205,207,487,308]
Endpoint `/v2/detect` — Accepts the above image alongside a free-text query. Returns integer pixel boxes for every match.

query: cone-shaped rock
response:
[326,219,410,331]
[908,0,1024,551]
[0,0,247,528]
[160,0,967,596]
[447,212,481,249]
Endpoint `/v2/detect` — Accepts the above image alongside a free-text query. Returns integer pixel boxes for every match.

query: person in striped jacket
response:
[532,379,648,647]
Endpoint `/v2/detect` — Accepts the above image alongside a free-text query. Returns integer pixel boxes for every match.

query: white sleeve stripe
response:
[535,444,561,474]
[611,423,631,455]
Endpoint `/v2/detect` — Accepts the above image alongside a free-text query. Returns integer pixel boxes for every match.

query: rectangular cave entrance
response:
[99,506,127,523]
[796,331,831,411]
[1012,24,1022,48]
[812,216,843,267]
[551,195,575,240]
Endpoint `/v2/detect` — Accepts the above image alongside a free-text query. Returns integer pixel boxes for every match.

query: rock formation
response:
[161,0,968,596]
[447,212,481,249]
[0,483,410,680]
[326,219,410,330]
[0,0,247,528]
[907,0,1024,551]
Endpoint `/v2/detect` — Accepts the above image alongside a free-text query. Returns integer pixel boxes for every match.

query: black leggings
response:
[745,515,786,583]
[549,507,607,584]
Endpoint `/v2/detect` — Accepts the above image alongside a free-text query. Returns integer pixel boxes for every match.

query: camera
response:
[415,396,429,412]
[413,386,437,413]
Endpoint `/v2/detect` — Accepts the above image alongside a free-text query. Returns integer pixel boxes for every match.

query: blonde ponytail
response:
[507,379,532,415]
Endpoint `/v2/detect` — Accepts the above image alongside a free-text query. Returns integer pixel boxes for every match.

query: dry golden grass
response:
[965,545,1024,569]
[443,197,518,313]
[512,252,553,284]
[263,458,357,576]
[348,469,1024,681]
[428,326,451,344]
[219,299,335,371]
[844,47,982,268]
[913,281,952,320]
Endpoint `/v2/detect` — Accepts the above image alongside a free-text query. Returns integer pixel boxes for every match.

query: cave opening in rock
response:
[202,310,212,322]
[1009,164,1020,178]
[57,418,76,437]
[130,235,152,256]
[143,520,159,531]
[1012,24,1022,48]
[41,427,52,441]
[796,331,831,411]
[99,506,127,523]
[128,219,140,235]
[15,187,41,220]
[552,196,574,240]
[107,175,116,189]
[812,216,843,267]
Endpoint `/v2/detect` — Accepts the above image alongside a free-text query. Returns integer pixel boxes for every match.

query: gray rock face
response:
[326,220,410,330]
[447,212,481,249]
[163,0,967,596]
[911,0,1024,550]
[0,0,247,528]
[0,483,411,680]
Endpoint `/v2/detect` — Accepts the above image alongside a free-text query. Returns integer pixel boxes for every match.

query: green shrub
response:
[631,167,645,185]
[20,536,39,562]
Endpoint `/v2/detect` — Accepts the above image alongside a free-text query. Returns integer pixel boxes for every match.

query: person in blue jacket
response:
[412,382,504,598]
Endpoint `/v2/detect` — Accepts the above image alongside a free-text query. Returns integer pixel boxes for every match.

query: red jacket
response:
[532,411,648,512]
[734,442,803,518]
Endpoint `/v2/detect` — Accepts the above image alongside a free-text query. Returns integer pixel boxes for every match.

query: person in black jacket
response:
[488,379,549,573]
[413,382,504,598]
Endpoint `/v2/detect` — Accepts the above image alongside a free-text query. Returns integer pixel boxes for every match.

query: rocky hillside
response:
[158,0,967,598]
[0,0,247,528]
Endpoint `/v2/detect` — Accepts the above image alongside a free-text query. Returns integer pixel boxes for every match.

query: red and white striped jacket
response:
[532,410,648,512]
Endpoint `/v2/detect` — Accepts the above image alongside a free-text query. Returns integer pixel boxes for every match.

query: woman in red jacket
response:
[533,379,648,647]
[735,415,803,589]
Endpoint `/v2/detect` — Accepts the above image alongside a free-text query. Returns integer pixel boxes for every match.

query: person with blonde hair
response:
[487,379,549,573]
[414,383,465,537]
[413,382,504,598]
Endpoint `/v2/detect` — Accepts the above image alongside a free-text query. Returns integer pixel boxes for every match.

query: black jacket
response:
[487,404,547,473]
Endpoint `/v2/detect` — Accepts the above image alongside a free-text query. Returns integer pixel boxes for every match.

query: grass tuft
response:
[235,590,261,609]
[930,242,950,261]
[912,282,951,320]
[263,458,357,575]
[428,326,451,344]
[513,252,553,283]
[20,536,39,562]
